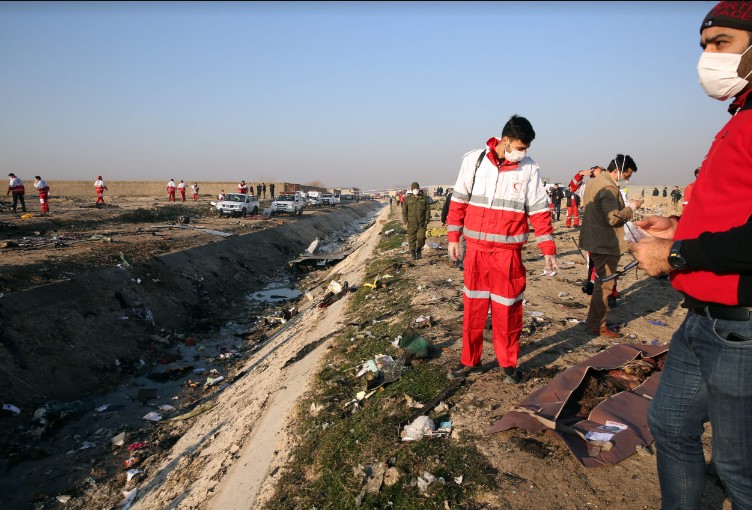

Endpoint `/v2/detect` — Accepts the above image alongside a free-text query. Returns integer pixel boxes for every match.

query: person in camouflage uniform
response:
[402,181,431,259]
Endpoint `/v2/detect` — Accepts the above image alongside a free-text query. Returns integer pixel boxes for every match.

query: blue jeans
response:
[648,309,752,510]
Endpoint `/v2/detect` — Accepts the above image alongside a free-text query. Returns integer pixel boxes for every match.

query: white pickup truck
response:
[305,191,322,207]
[271,193,305,216]
[321,193,341,206]
[215,193,259,217]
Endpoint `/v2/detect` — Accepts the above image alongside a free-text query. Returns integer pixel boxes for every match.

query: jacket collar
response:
[485,137,520,171]
[729,87,752,115]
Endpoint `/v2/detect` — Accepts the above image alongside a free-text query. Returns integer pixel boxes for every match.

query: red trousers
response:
[38,192,49,213]
[461,245,525,369]
[168,190,176,202]
[193,193,198,201]
[180,190,186,202]
[565,203,579,227]
[96,189,105,204]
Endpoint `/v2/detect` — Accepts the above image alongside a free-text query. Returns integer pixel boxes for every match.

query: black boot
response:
[411,249,417,260]
[416,248,422,259]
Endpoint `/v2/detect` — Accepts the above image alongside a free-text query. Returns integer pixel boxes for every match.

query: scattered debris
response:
[142,411,163,422]
[646,319,668,327]
[2,403,21,415]
[401,415,435,441]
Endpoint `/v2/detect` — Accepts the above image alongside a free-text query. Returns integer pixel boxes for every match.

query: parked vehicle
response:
[216,193,259,217]
[321,193,341,206]
[271,193,305,216]
[307,194,323,207]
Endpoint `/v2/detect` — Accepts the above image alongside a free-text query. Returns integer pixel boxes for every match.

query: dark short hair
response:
[607,154,637,173]
[501,115,536,145]
[8,173,15,177]
[694,167,701,177]
[35,175,41,180]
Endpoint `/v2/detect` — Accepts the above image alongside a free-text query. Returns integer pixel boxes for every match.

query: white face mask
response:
[412,189,419,195]
[504,142,526,163]
[697,45,752,101]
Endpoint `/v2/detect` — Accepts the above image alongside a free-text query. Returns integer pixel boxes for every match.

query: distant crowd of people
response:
[3,175,285,213]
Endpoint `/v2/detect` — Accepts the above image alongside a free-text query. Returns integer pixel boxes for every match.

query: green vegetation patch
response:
[263,215,497,510]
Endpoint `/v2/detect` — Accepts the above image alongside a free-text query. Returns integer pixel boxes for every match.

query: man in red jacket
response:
[446,115,559,384]
[631,3,752,507]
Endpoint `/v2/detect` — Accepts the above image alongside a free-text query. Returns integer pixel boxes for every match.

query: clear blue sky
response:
[1,1,723,191]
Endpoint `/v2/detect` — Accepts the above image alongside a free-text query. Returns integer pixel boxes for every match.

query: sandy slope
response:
[130,206,390,510]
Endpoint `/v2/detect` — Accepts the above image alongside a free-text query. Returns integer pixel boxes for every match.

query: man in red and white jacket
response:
[7,173,27,213]
[34,176,50,214]
[167,179,176,202]
[446,115,559,384]
[631,3,752,506]
[94,176,107,206]
[178,180,187,202]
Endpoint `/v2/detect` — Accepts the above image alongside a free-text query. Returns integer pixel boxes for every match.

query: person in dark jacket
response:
[631,3,752,507]
[550,183,565,221]
[652,187,660,196]
[662,186,668,197]
[402,181,431,259]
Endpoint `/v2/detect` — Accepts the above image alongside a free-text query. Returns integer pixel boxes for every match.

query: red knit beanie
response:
[702,1,752,32]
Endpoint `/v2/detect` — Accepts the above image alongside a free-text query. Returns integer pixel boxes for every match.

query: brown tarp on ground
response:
[487,343,669,468]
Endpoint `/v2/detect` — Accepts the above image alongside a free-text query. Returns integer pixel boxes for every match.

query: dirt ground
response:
[0,193,315,297]
[0,189,724,510]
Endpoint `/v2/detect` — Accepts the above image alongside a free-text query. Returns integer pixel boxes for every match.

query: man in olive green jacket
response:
[580,154,643,338]
[402,181,431,259]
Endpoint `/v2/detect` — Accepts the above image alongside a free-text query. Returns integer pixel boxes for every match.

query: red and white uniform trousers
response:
[36,182,50,213]
[461,244,525,369]
[565,202,580,227]
[167,185,176,202]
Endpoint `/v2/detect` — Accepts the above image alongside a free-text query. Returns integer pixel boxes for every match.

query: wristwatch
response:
[668,240,688,270]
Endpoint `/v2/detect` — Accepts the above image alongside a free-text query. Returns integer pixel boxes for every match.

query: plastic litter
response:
[128,442,148,452]
[142,411,162,422]
[205,376,225,387]
[401,415,435,441]
[528,311,544,317]
[646,319,668,327]
[327,280,343,294]
[417,471,436,492]
[95,404,110,412]
[126,469,144,482]
[124,457,140,468]
[2,403,21,415]
[122,487,138,510]
[542,269,557,277]
[398,329,430,358]
[414,315,432,328]
[356,360,379,377]
[112,432,126,448]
